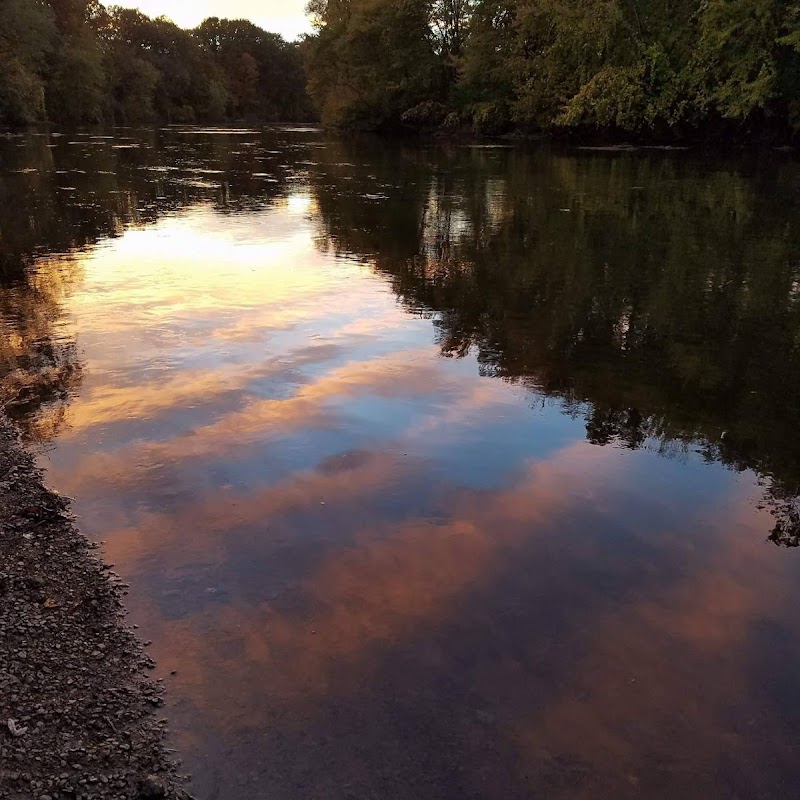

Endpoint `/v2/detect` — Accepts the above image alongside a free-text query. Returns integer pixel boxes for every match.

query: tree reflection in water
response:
[1,130,798,543]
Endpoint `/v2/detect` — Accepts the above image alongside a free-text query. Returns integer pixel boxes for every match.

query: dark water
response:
[2,128,800,799]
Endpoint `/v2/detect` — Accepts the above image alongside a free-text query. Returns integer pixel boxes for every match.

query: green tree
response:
[693,0,800,132]
[195,17,312,120]
[0,0,55,124]
[305,0,442,128]
[304,0,800,138]
[104,7,160,123]
[696,0,782,120]
[45,0,108,124]
[0,1,310,127]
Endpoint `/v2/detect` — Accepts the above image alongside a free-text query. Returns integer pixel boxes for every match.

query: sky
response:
[105,0,313,41]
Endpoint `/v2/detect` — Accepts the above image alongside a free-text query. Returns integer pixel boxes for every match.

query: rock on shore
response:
[0,418,189,800]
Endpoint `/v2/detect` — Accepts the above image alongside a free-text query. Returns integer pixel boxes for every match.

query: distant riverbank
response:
[3,123,797,154]
[305,0,800,146]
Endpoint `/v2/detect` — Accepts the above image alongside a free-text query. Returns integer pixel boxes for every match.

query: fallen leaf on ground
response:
[7,719,28,737]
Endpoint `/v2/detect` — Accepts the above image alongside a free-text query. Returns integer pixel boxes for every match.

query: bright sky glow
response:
[104,0,313,41]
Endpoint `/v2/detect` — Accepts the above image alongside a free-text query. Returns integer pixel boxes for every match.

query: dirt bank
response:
[0,417,189,800]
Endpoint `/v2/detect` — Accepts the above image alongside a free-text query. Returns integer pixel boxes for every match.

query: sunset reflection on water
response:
[2,129,800,799]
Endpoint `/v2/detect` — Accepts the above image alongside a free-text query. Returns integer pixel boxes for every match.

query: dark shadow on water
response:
[306,140,800,547]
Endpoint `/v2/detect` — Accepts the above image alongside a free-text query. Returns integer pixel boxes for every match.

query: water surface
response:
[1,128,800,799]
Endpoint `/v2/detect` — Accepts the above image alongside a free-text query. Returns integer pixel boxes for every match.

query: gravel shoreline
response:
[0,417,189,800]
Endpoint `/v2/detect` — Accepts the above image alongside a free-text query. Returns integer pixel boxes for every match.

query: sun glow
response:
[102,0,313,41]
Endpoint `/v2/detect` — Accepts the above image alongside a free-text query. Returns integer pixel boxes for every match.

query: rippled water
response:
[2,128,800,799]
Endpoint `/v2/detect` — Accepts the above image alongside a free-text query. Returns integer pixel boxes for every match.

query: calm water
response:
[2,128,800,799]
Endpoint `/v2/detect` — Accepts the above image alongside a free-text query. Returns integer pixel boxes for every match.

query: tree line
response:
[0,0,313,126]
[2,1,799,140]
[304,0,800,139]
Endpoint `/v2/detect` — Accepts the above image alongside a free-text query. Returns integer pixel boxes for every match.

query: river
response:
[1,127,799,799]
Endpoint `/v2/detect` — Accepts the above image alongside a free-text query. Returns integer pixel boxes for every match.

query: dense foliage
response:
[0,0,313,126]
[304,0,800,139]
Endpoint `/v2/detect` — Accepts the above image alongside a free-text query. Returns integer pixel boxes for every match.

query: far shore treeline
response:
[304,0,800,141]
[0,0,314,125]
[2,0,800,140]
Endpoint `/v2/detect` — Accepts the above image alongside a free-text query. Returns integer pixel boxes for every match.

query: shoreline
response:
[0,416,189,800]
[2,123,798,152]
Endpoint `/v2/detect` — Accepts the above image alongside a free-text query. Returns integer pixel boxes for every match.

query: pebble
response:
[0,418,188,800]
